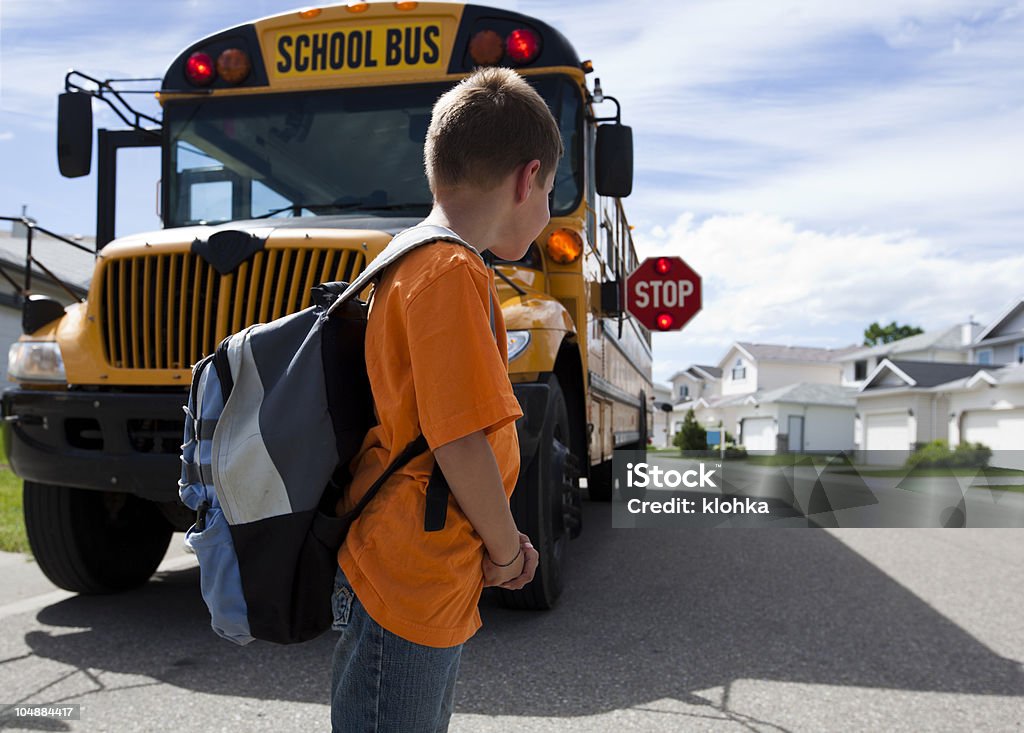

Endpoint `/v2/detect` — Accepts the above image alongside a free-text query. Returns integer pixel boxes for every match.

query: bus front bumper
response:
[1,382,556,503]
[1,388,187,501]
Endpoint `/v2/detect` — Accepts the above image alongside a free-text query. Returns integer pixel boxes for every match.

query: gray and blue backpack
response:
[178,225,480,645]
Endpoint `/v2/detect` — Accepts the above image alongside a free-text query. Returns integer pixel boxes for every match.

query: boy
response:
[330,67,564,732]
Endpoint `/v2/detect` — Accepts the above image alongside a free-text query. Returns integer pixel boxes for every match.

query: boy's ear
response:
[515,159,542,204]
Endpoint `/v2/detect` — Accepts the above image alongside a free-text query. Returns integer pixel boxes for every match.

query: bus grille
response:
[99,248,366,370]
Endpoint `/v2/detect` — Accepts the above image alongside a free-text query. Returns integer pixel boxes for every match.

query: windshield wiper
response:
[254,202,430,219]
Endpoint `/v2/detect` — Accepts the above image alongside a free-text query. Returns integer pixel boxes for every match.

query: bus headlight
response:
[8,342,66,383]
[507,331,530,361]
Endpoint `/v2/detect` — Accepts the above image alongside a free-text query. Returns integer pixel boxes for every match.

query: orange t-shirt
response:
[336,240,522,648]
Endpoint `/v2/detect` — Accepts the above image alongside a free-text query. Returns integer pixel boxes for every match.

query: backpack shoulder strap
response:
[327,224,494,534]
[326,224,477,316]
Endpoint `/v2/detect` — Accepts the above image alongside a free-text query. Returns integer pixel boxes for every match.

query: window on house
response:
[854,360,867,380]
[731,358,746,380]
[679,385,689,399]
[1018,344,1024,363]
[977,350,993,366]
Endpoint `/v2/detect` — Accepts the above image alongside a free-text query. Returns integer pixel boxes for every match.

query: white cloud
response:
[636,211,1024,381]
[0,132,13,141]
[518,0,1024,248]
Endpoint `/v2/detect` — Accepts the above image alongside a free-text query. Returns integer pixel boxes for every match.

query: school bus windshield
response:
[166,76,582,227]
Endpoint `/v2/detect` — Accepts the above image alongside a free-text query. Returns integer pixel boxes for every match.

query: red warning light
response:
[506,28,541,65]
[656,312,674,331]
[655,257,672,275]
[185,52,216,86]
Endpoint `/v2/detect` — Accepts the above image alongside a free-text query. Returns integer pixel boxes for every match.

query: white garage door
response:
[742,417,776,452]
[963,410,1024,451]
[865,413,911,452]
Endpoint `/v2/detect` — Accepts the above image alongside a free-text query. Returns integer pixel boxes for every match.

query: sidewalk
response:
[0,533,197,619]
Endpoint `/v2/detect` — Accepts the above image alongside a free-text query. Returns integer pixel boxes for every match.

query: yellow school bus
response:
[3,2,652,610]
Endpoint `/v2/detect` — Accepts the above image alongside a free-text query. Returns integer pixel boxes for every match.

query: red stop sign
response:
[625,257,702,331]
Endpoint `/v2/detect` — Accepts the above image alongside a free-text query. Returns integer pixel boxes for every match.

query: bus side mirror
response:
[57,92,93,178]
[596,123,633,198]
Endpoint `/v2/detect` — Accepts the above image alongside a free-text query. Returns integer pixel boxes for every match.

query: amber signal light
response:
[469,30,504,66]
[545,229,583,265]
[217,49,251,84]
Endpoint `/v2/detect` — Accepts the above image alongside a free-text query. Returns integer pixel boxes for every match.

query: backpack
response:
[178,224,483,645]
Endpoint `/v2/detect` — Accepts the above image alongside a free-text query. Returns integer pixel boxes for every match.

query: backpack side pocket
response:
[185,507,254,646]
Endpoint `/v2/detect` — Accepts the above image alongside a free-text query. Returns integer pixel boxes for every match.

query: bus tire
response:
[499,375,574,610]
[23,482,173,594]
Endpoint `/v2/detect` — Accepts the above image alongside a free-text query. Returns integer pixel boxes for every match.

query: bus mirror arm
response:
[64,70,164,134]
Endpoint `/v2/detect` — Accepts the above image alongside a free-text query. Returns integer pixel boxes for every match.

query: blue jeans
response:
[330,566,463,733]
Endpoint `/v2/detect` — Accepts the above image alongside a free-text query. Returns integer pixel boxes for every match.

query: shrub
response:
[673,409,708,452]
[723,445,748,460]
[906,439,991,469]
[952,441,992,468]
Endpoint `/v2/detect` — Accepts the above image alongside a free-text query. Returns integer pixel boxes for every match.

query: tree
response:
[673,409,707,452]
[863,321,924,346]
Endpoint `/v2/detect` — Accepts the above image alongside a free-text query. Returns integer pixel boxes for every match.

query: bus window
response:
[165,77,582,227]
[251,180,292,218]
[114,146,161,238]
[551,79,582,215]
[190,180,232,224]
[584,121,597,250]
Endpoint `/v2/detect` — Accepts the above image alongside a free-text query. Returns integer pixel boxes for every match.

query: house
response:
[856,297,1024,468]
[856,360,990,463]
[674,342,860,454]
[836,321,980,387]
[0,227,94,381]
[969,299,1024,367]
[943,364,1024,457]
[667,364,721,406]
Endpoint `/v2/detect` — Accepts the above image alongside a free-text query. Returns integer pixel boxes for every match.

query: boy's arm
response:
[434,430,525,582]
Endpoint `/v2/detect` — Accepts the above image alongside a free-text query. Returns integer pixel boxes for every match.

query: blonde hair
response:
[424,67,564,192]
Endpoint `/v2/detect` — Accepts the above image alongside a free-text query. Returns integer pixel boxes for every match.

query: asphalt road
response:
[0,461,1021,731]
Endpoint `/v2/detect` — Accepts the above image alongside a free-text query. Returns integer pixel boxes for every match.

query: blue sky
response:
[1,0,1022,382]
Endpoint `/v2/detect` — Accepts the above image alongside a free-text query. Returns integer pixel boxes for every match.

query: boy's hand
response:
[482,532,539,590]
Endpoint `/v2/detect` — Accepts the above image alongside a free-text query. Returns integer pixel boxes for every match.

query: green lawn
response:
[971,484,1024,494]
[735,454,824,467]
[852,466,1024,478]
[0,429,29,554]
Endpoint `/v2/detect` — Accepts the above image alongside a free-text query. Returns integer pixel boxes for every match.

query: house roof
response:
[692,364,722,379]
[862,359,988,390]
[976,297,1024,343]
[757,383,857,407]
[728,342,855,366]
[0,230,94,293]
[931,362,1024,391]
[668,364,723,382]
[702,382,857,409]
[839,324,967,361]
